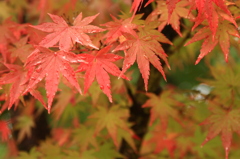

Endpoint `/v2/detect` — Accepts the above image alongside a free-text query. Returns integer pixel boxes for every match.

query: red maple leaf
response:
[0,18,20,63]
[76,45,129,102]
[131,0,154,17]
[192,0,237,38]
[150,0,194,36]
[30,13,105,51]
[200,107,240,159]
[0,64,28,109]
[24,46,84,113]
[10,36,34,63]
[101,15,141,44]
[0,120,11,141]
[113,22,171,90]
[52,128,71,146]
[0,18,17,45]
[166,0,180,21]
[0,64,46,110]
[185,20,240,64]
[141,123,177,157]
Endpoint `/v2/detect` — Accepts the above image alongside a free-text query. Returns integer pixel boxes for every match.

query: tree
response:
[0,0,240,158]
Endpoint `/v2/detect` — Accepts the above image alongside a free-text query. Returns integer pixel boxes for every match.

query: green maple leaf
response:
[118,127,137,151]
[142,90,180,130]
[72,126,98,151]
[55,102,86,126]
[51,85,75,121]
[93,142,124,159]
[15,115,35,143]
[89,105,134,148]
[192,126,221,158]
[202,64,240,102]
[80,150,97,159]
[201,107,240,159]
[17,147,42,159]
[38,140,64,159]
[63,150,97,159]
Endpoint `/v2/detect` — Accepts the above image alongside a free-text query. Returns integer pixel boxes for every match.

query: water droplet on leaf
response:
[125,63,131,69]
[100,85,104,90]
[113,55,121,60]
[36,67,42,73]
[34,61,42,66]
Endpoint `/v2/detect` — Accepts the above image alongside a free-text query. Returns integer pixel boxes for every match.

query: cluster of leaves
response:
[0,0,240,158]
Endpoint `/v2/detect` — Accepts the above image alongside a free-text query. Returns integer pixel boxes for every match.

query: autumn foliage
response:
[1,0,240,158]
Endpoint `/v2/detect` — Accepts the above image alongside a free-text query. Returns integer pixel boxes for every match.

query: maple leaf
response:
[101,14,142,44]
[192,0,237,37]
[200,107,240,159]
[24,46,84,113]
[51,86,75,121]
[113,22,171,91]
[94,142,124,159]
[118,127,137,151]
[37,0,52,23]
[72,126,98,151]
[54,100,86,126]
[10,36,34,63]
[0,18,19,62]
[142,90,180,130]
[14,115,35,143]
[0,120,11,141]
[185,20,240,64]
[52,128,71,146]
[166,0,180,20]
[142,124,177,156]
[0,18,19,45]
[0,64,28,109]
[77,45,129,102]
[89,105,134,148]
[0,64,46,110]
[30,13,105,51]
[201,64,240,101]
[38,140,63,158]
[150,0,194,36]
[130,0,154,17]
[64,149,96,159]
[17,147,42,159]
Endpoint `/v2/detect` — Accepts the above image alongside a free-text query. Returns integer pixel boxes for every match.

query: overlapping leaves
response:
[30,13,105,51]
[24,47,84,113]
[113,21,171,90]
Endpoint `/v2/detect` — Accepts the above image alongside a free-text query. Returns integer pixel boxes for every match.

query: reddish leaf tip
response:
[47,104,51,114]
[225,147,229,159]
[225,55,229,63]
[201,138,209,147]
[195,59,200,65]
